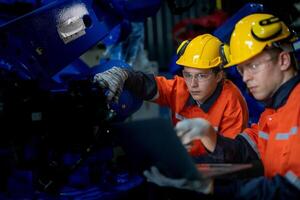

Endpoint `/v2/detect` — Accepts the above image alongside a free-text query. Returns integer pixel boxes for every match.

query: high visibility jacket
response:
[154,76,248,155]
[210,75,300,198]
[242,82,300,183]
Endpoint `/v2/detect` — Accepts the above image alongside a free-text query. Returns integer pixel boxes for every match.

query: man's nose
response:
[242,69,253,83]
[190,76,198,87]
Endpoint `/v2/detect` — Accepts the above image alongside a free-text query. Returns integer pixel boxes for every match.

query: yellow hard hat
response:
[176,34,222,69]
[224,13,292,67]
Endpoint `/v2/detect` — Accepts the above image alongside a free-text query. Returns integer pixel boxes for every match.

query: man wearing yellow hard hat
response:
[93,33,249,158]
[144,13,300,199]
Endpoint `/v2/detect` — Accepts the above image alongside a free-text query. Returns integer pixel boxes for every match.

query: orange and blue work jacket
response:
[242,75,300,184]
[211,75,300,198]
[154,75,249,156]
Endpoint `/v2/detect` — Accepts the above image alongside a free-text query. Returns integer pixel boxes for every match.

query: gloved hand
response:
[143,166,213,194]
[175,118,217,152]
[93,67,128,102]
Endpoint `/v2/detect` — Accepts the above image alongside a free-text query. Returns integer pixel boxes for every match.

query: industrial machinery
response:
[0,0,162,198]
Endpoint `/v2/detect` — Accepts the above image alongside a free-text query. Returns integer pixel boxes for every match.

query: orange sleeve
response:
[243,124,259,146]
[240,124,260,158]
[219,82,249,139]
[154,76,177,107]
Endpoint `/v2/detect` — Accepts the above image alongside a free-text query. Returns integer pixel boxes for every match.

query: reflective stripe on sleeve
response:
[258,131,269,140]
[175,113,186,121]
[276,126,298,140]
[285,171,300,191]
[239,132,260,158]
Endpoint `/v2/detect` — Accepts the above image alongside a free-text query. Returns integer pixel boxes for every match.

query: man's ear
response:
[216,71,224,82]
[279,51,291,71]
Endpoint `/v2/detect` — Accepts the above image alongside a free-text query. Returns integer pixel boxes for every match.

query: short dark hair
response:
[211,66,222,74]
[265,44,298,71]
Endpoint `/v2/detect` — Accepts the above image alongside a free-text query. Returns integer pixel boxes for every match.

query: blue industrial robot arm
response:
[0,0,161,89]
[0,0,123,87]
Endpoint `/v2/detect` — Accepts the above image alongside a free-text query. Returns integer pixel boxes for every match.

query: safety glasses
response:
[182,71,214,82]
[236,56,276,76]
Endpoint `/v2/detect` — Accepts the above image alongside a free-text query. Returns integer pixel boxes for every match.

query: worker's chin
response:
[191,94,205,102]
[251,91,267,101]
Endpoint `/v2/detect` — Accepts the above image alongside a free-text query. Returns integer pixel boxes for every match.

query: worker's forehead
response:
[238,50,272,66]
[183,67,212,73]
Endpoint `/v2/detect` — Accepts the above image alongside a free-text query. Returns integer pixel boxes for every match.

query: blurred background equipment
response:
[0,0,160,199]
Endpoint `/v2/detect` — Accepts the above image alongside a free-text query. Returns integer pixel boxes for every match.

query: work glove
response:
[175,118,214,149]
[143,166,213,194]
[93,67,128,103]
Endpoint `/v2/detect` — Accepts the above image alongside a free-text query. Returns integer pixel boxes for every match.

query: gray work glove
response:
[175,118,212,148]
[93,67,128,103]
[143,166,213,194]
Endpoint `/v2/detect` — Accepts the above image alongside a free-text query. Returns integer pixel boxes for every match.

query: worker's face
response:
[183,67,222,103]
[237,50,283,101]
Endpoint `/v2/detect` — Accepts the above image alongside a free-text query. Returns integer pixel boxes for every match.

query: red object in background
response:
[172,10,228,44]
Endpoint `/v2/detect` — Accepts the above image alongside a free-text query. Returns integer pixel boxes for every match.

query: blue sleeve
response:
[214,175,300,200]
[194,134,260,163]
[124,70,157,100]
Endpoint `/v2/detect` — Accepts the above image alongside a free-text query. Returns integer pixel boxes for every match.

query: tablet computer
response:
[111,118,252,180]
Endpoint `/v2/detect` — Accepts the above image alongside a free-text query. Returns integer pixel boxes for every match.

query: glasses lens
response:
[237,57,274,76]
[182,71,213,82]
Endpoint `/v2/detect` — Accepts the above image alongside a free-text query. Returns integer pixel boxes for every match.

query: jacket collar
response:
[185,81,223,113]
[264,74,300,109]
